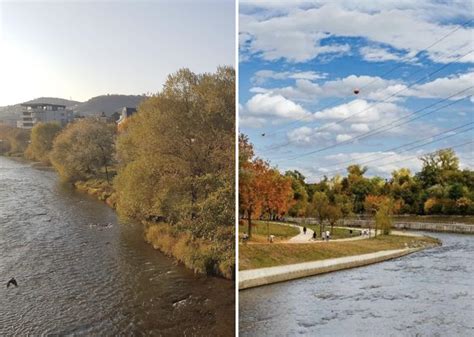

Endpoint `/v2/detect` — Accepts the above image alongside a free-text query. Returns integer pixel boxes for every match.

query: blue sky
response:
[0,0,234,105]
[239,1,473,182]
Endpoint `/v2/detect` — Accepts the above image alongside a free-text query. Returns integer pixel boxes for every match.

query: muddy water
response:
[240,232,473,336]
[0,157,234,336]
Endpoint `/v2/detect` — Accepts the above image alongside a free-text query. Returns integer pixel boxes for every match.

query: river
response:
[0,157,234,336]
[240,232,474,336]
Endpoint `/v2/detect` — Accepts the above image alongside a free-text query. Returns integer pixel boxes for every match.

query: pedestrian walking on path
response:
[303,226,307,235]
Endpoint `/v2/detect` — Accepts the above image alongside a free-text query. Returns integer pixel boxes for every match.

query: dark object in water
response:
[6,277,18,288]
[353,89,360,94]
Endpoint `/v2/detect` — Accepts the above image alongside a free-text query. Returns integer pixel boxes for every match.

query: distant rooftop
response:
[21,103,66,108]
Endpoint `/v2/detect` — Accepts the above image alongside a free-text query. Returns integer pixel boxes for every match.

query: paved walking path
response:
[284,223,373,244]
[287,224,315,243]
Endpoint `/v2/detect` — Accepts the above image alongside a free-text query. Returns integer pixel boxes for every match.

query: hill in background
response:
[0,94,147,122]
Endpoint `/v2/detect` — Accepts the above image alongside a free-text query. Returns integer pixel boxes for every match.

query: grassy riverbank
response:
[74,178,117,209]
[239,234,440,270]
[145,223,234,279]
[74,180,235,280]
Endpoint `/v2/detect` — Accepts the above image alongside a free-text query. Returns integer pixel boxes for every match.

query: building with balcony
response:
[17,103,74,129]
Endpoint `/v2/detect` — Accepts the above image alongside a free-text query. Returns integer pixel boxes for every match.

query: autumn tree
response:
[0,125,30,155]
[115,67,235,239]
[25,122,62,164]
[326,204,342,233]
[50,118,115,182]
[239,158,268,238]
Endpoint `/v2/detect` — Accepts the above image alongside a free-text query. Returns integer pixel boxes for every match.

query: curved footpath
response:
[240,225,427,290]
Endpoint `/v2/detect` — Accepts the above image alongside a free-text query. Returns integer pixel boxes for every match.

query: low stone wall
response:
[239,248,421,290]
[285,217,474,234]
[344,219,474,234]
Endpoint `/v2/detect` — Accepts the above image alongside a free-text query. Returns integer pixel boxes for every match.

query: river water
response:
[240,232,474,336]
[0,157,234,336]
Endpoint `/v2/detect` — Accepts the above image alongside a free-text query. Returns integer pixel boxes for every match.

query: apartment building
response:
[18,103,74,129]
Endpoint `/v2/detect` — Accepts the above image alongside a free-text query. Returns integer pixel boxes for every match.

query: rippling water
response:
[240,232,474,336]
[0,157,234,336]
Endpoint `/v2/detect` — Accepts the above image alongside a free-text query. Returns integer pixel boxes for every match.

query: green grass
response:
[239,220,300,243]
[239,234,440,270]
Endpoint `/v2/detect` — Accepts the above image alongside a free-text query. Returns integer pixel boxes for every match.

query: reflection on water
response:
[240,232,474,337]
[0,157,234,336]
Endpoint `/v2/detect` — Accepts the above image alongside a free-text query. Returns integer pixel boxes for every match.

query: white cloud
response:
[251,70,327,85]
[261,74,401,102]
[351,123,370,132]
[244,93,311,120]
[405,72,474,99]
[336,134,352,142]
[313,99,405,123]
[359,45,410,62]
[240,3,473,63]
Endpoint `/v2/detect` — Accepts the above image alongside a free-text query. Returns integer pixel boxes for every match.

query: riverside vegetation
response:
[0,67,235,279]
[239,134,474,240]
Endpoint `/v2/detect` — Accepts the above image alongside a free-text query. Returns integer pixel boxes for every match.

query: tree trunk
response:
[247,209,253,238]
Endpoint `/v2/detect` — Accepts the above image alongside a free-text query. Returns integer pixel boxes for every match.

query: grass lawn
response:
[239,234,440,270]
[239,220,300,243]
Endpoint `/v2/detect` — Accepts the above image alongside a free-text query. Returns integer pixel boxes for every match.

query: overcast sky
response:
[239,0,473,181]
[0,0,235,105]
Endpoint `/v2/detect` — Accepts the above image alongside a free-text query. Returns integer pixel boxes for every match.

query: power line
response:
[310,140,474,182]
[276,85,473,161]
[261,18,473,138]
[308,124,474,179]
[265,49,473,152]
[312,121,474,170]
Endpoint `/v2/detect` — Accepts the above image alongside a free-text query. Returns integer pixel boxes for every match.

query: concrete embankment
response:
[239,247,422,290]
[347,220,474,234]
[286,217,474,234]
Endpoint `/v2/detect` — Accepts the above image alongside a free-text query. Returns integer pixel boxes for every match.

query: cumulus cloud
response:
[359,45,414,63]
[244,93,311,121]
[313,99,406,123]
[259,74,401,102]
[405,72,474,99]
[240,3,473,63]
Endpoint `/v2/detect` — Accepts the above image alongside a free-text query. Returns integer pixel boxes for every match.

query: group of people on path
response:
[302,226,331,241]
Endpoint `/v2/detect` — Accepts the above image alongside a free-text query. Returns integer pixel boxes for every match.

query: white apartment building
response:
[17,103,74,129]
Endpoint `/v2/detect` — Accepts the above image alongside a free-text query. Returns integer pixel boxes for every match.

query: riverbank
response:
[76,179,235,280]
[240,234,439,270]
[239,234,440,289]
[240,247,423,290]
[145,223,234,279]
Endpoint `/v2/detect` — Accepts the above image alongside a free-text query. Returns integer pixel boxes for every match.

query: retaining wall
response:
[239,248,421,290]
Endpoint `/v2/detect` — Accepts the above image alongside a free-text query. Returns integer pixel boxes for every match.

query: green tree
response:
[309,191,329,237]
[50,118,115,182]
[375,203,392,235]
